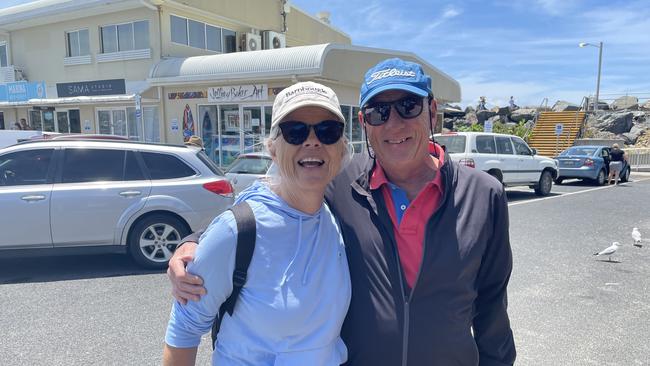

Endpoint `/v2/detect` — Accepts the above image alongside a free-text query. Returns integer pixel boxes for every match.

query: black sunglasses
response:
[362,95,425,126]
[278,120,345,145]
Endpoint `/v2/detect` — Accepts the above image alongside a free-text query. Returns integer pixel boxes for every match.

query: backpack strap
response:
[211,201,256,349]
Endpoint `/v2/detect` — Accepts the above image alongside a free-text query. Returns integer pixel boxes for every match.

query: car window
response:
[495,136,514,155]
[196,150,225,176]
[601,149,610,158]
[511,137,532,155]
[475,135,496,154]
[563,147,597,156]
[0,149,54,186]
[227,156,272,175]
[61,149,125,183]
[435,135,466,153]
[141,151,196,179]
[124,151,146,181]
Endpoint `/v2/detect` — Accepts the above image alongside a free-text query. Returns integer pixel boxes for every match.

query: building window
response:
[100,20,149,53]
[66,29,90,57]
[170,15,235,53]
[96,106,159,142]
[0,43,7,67]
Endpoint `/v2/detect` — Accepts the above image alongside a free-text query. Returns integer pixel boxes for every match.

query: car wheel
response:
[619,167,630,183]
[554,177,564,185]
[534,170,553,196]
[487,169,503,184]
[128,214,189,269]
[594,169,606,186]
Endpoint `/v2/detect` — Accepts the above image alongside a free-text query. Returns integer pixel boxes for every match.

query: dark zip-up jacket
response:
[325,151,516,366]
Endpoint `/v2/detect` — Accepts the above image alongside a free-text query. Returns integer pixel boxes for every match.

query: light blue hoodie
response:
[165,180,351,365]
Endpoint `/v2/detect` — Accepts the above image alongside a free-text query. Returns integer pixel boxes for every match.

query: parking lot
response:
[1,173,649,365]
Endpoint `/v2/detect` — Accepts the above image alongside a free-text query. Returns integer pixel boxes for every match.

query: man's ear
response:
[358,110,365,126]
[429,98,438,128]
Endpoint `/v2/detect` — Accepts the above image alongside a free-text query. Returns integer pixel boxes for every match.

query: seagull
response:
[632,228,642,248]
[594,242,621,262]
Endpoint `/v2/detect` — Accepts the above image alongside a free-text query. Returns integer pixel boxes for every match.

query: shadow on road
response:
[505,190,561,203]
[0,254,163,285]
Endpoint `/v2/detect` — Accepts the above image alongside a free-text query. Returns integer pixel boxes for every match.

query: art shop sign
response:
[208,84,267,103]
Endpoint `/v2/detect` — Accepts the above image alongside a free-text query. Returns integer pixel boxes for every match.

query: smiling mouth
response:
[386,137,410,144]
[298,158,325,167]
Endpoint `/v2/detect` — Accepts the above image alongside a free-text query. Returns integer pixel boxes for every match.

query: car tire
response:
[128,214,189,269]
[554,177,564,185]
[619,167,630,183]
[594,169,606,186]
[487,169,503,184]
[534,170,553,196]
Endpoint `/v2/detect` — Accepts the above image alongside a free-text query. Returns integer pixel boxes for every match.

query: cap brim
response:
[272,100,346,126]
[360,84,429,108]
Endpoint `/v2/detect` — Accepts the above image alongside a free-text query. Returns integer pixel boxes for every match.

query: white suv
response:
[0,138,234,268]
[434,132,558,196]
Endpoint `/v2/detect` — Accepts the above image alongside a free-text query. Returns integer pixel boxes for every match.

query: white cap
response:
[271,81,345,133]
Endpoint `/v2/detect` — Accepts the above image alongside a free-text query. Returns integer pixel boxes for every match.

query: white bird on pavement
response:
[632,228,642,247]
[594,242,621,262]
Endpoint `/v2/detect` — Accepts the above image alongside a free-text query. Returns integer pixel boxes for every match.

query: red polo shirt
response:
[369,142,445,288]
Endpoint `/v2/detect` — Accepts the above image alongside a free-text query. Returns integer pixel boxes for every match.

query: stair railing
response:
[523,97,549,141]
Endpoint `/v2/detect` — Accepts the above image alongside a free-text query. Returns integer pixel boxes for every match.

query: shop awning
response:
[148,43,461,103]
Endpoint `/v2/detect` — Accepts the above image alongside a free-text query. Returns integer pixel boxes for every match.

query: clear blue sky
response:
[3,0,649,108]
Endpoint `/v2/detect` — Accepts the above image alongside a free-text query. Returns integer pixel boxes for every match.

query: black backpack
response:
[210,201,256,349]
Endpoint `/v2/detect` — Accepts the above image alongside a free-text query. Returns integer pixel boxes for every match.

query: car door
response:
[0,148,55,249]
[494,136,519,183]
[600,147,611,176]
[50,148,151,247]
[511,136,538,182]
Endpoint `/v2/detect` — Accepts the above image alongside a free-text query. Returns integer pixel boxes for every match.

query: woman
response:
[163,81,351,365]
[608,143,627,185]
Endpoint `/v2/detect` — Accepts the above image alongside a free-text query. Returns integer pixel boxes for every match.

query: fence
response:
[626,148,650,171]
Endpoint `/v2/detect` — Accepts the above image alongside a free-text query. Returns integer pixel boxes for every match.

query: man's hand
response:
[167,242,205,304]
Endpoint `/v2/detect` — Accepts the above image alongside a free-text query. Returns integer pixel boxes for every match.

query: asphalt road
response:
[1,174,649,365]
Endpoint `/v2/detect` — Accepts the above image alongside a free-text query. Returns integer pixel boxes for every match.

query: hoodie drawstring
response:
[280,215,304,286]
[302,212,323,285]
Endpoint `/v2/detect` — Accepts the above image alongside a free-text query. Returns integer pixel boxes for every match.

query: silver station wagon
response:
[0,138,234,268]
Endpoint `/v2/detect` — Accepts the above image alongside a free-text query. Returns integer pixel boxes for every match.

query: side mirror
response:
[531,148,537,155]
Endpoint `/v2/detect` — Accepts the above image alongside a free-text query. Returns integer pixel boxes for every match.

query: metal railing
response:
[626,148,650,170]
[523,97,549,141]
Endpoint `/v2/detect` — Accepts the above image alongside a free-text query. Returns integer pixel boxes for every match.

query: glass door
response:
[219,104,240,167]
[56,112,70,133]
[242,106,263,153]
[97,109,127,137]
[198,105,218,163]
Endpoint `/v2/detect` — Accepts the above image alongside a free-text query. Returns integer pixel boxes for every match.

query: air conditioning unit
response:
[241,33,262,52]
[262,31,286,50]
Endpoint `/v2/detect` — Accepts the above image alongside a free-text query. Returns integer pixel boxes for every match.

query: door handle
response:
[21,195,46,201]
[119,190,141,197]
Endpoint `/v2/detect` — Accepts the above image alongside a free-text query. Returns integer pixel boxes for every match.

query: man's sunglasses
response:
[362,95,426,126]
[278,120,345,145]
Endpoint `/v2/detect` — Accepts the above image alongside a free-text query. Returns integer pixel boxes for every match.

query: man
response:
[168,58,516,365]
[19,118,30,130]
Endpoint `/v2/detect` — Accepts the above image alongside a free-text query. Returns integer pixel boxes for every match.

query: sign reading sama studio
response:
[56,79,126,97]
[208,84,267,103]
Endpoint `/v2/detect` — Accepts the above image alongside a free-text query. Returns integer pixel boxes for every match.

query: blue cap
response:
[359,58,432,107]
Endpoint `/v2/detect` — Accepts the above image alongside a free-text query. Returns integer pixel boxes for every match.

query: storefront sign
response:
[208,84,267,103]
[168,91,207,99]
[0,81,47,102]
[56,79,126,97]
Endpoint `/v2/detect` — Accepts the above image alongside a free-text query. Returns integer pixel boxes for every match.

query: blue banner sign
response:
[0,81,47,102]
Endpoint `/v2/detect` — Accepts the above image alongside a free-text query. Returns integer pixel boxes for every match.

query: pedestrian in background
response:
[608,143,627,185]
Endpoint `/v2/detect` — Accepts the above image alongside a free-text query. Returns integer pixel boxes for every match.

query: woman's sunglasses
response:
[361,95,425,126]
[278,120,345,145]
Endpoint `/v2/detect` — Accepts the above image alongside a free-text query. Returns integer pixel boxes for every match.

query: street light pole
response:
[579,41,604,111]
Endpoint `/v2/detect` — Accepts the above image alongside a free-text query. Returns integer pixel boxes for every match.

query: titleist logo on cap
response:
[284,85,329,99]
[367,68,417,84]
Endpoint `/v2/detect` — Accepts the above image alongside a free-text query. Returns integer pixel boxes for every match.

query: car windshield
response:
[561,147,597,156]
[226,156,272,174]
[435,135,467,154]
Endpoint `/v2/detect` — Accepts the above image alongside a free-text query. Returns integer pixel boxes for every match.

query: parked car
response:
[0,138,234,269]
[225,152,273,194]
[553,145,630,185]
[434,132,558,196]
